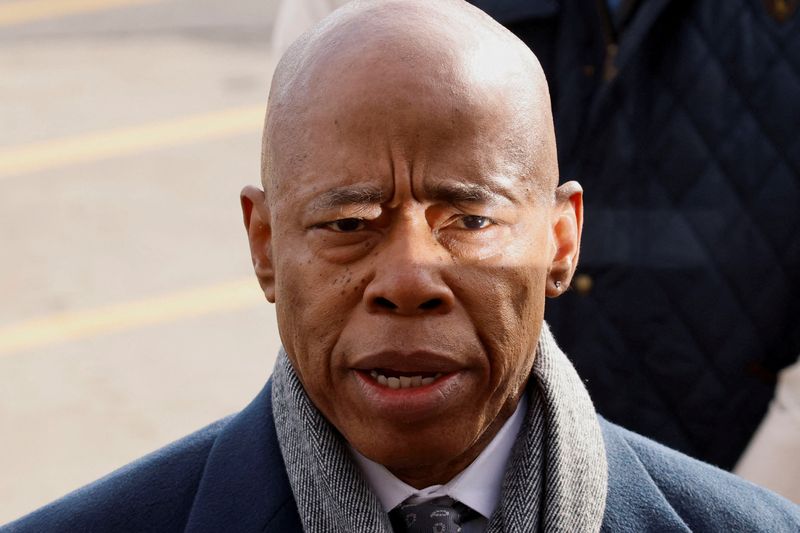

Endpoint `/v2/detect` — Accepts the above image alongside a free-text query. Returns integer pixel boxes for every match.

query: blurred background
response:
[0,0,285,522]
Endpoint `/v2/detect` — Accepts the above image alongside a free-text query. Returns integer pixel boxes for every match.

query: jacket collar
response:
[599,418,691,532]
[614,0,673,73]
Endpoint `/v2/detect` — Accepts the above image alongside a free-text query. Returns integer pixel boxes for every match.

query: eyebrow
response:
[308,180,516,212]
[310,185,386,210]
[423,181,516,205]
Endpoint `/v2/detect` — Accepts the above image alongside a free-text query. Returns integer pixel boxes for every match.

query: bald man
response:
[4,1,799,532]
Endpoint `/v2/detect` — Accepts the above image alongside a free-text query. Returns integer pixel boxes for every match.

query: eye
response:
[325,218,366,232]
[455,215,493,230]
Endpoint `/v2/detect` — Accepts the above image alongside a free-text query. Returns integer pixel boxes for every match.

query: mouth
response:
[351,351,460,390]
[365,369,444,389]
[347,350,467,420]
[348,355,468,422]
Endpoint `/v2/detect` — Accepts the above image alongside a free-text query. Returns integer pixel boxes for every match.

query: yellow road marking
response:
[0,105,264,179]
[0,278,264,356]
[0,0,162,27]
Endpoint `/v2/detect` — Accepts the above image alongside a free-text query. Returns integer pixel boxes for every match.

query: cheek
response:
[272,246,366,382]
[498,223,551,324]
[456,221,550,321]
[451,259,548,386]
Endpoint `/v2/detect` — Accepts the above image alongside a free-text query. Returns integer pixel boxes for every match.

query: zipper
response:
[595,0,620,81]
[596,0,643,81]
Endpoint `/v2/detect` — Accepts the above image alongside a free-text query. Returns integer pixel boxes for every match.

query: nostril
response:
[419,298,442,310]
[374,297,398,310]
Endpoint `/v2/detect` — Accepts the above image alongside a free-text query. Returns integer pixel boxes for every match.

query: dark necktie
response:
[389,496,478,533]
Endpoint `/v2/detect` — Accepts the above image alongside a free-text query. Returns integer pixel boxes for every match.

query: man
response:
[4,1,799,532]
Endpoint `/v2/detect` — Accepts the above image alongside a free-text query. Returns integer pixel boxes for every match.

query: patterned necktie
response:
[389,496,479,533]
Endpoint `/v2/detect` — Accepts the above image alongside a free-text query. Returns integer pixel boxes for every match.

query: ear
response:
[241,185,276,303]
[546,181,583,298]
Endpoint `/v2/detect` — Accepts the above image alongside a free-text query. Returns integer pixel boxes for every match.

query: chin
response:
[353,425,471,471]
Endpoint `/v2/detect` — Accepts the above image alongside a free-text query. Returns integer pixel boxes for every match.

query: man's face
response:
[245,49,579,485]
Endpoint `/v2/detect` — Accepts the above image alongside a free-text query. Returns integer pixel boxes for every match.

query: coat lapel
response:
[184,380,302,533]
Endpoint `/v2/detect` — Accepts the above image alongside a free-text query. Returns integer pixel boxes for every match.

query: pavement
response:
[0,0,286,522]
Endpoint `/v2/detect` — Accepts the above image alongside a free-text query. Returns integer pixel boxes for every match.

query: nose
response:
[363,220,455,316]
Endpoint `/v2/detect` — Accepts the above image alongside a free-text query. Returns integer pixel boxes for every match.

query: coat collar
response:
[598,418,691,532]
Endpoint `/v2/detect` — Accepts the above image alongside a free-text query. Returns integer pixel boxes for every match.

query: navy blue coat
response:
[468,0,800,469]
[4,380,799,532]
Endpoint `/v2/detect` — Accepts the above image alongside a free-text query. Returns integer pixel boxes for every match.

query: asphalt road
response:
[0,0,286,522]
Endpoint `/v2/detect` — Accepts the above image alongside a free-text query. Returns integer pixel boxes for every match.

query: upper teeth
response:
[370,370,442,389]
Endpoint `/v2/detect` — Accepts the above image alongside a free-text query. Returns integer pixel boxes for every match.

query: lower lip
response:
[352,370,464,420]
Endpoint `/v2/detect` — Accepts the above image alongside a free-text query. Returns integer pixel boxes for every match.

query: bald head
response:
[262,0,558,204]
[242,1,584,486]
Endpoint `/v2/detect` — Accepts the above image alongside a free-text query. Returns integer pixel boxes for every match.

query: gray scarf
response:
[272,324,608,532]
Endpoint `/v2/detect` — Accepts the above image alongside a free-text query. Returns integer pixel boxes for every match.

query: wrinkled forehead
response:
[262,0,557,203]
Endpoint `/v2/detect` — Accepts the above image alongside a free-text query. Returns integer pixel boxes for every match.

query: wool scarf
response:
[272,324,608,532]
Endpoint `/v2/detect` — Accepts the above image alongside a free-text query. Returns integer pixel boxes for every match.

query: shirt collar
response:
[350,392,528,520]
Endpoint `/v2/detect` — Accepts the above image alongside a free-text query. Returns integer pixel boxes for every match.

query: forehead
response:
[270,75,543,203]
[264,12,556,206]
[271,109,535,211]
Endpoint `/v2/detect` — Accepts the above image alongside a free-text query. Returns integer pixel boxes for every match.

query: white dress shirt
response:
[350,393,528,533]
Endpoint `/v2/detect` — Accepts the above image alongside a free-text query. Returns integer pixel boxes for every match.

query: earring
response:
[554,280,562,290]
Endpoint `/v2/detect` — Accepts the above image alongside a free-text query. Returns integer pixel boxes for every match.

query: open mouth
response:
[367,369,444,389]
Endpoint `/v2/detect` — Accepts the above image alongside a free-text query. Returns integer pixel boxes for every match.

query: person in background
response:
[465,0,800,478]
[735,356,800,503]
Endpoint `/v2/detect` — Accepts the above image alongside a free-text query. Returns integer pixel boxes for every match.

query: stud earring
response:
[554,280,562,290]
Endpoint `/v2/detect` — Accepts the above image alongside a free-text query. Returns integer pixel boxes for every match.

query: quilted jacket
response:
[469,0,800,469]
